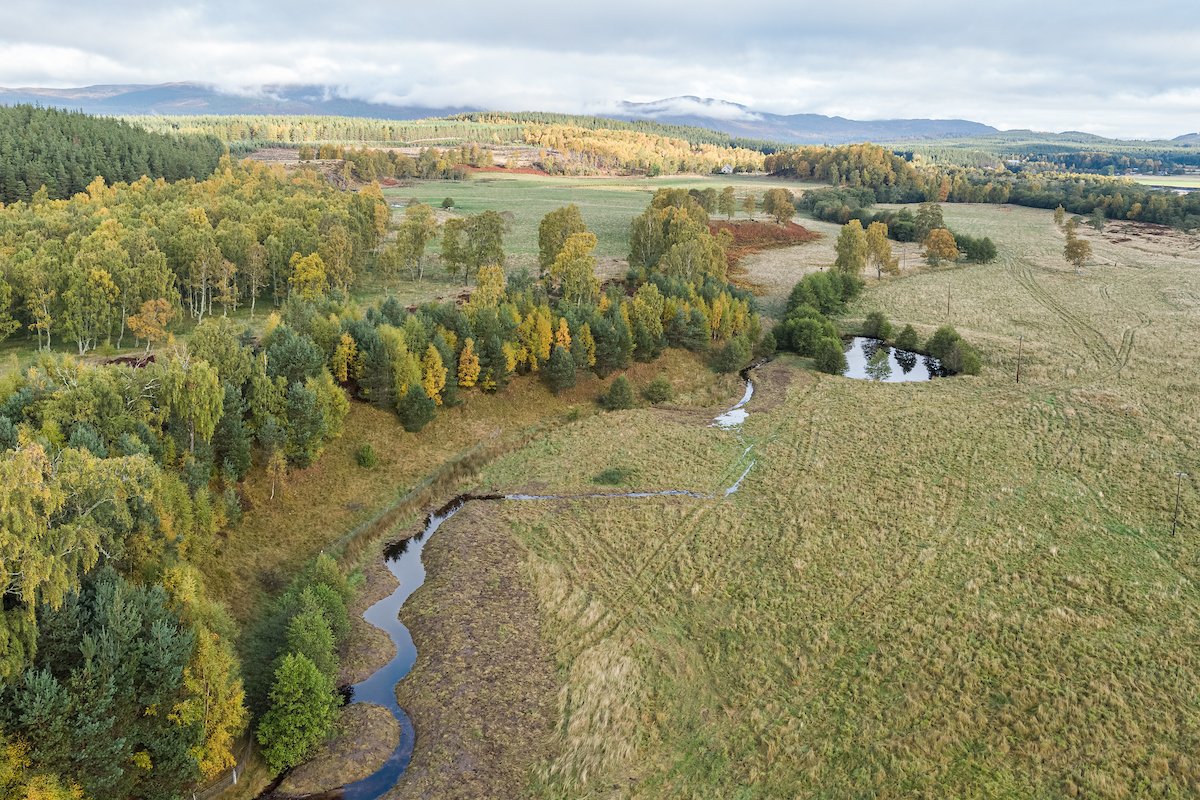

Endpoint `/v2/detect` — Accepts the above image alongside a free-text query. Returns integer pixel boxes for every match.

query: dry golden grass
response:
[735,215,930,320]
[438,203,1200,798]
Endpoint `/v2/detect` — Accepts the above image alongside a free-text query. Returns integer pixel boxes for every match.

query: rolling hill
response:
[609,96,999,143]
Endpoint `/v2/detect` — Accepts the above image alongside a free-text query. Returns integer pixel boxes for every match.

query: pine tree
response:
[213,384,252,481]
[397,383,436,432]
[256,653,338,772]
[601,376,635,410]
[573,322,596,368]
[544,344,577,394]
[284,381,327,468]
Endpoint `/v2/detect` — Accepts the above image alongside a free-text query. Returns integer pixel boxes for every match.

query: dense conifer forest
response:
[0,105,223,203]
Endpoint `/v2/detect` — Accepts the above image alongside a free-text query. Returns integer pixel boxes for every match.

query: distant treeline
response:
[768,144,1200,229]
[450,111,782,152]
[0,105,224,203]
[299,143,492,181]
[901,132,1200,176]
[1012,150,1200,175]
[132,114,768,177]
[132,114,525,148]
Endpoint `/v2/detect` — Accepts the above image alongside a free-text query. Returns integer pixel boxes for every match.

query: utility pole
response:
[1015,335,1024,384]
[1172,471,1189,536]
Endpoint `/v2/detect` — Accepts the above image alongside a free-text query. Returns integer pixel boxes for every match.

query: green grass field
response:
[383,172,821,274]
[1126,174,1200,189]
[375,200,1200,798]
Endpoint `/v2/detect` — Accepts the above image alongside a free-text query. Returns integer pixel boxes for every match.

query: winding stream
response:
[333,366,760,799]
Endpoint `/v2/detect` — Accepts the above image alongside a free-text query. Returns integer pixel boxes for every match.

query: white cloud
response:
[0,0,1197,138]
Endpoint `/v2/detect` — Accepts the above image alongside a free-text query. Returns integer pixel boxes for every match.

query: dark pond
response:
[842,336,945,382]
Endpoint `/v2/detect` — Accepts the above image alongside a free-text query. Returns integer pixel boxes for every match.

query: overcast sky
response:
[3,0,1198,139]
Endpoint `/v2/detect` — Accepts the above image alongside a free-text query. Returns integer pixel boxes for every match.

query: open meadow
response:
[374,201,1200,798]
[382,172,822,276]
[1127,175,1200,190]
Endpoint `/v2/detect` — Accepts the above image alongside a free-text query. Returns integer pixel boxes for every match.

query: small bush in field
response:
[355,443,378,468]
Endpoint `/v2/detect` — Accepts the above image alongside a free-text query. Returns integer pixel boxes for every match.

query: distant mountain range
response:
[0,82,1192,146]
[0,82,472,121]
[608,96,998,143]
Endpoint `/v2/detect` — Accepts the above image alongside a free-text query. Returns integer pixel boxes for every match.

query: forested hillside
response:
[0,105,224,203]
[0,153,763,795]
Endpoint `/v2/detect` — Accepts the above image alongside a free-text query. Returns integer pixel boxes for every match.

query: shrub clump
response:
[775,271,861,374]
[862,311,893,340]
[925,325,982,375]
[711,335,751,373]
[812,338,848,375]
[355,443,378,468]
[642,376,674,404]
[592,466,636,486]
[600,376,635,410]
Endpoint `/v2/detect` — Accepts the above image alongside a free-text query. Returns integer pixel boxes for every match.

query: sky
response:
[2,0,1198,139]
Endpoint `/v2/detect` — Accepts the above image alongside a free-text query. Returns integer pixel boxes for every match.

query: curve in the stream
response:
[334,365,761,799]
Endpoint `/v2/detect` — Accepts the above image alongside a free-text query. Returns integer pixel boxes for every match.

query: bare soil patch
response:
[710,219,822,266]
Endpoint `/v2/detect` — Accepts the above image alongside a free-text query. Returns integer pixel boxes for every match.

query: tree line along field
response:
[382,172,824,277]
[366,200,1200,798]
[0,171,811,377]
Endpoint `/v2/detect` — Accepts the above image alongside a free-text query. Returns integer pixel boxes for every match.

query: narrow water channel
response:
[330,366,761,799]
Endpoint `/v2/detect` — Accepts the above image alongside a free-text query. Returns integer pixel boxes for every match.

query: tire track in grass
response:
[1010,260,1117,370]
[744,384,1090,766]
[554,373,812,669]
